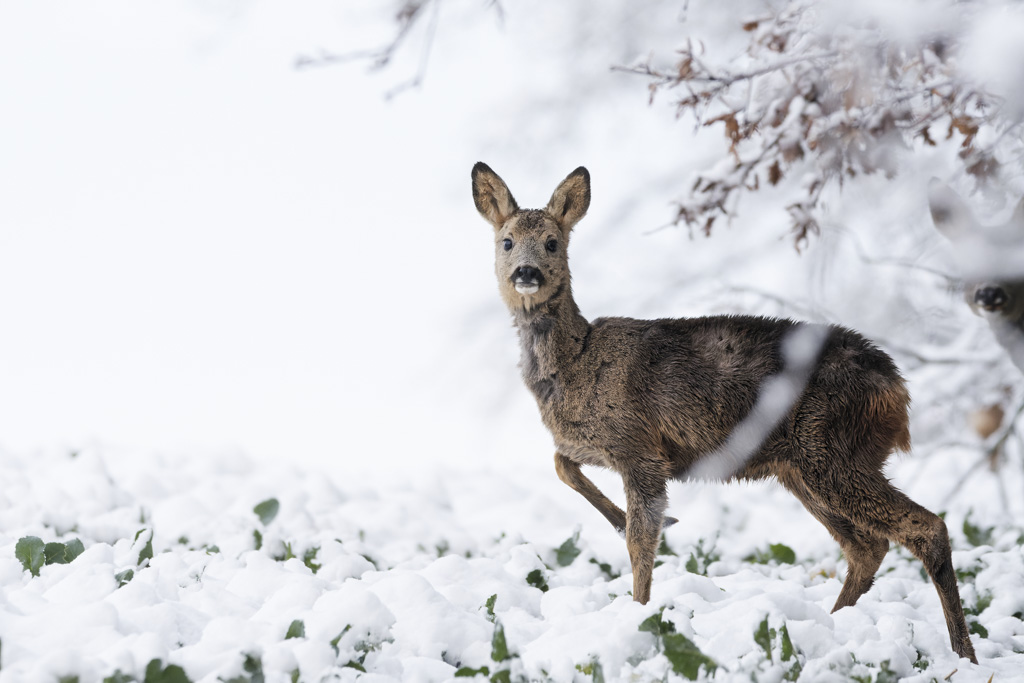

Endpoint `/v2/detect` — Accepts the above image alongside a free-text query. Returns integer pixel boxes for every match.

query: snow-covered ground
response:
[1,445,1022,682]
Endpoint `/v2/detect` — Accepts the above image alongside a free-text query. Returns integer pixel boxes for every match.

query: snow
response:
[1,445,1023,681]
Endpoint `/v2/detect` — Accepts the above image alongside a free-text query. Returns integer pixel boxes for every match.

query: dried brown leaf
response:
[948,115,979,148]
[781,142,804,163]
[965,154,999,180]
[770,98,792,128]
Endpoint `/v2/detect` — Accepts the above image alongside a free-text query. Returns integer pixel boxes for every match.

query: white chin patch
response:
[515,283,539,295]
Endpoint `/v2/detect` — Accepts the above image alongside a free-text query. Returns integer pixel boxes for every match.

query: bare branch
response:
[295,0,448,99]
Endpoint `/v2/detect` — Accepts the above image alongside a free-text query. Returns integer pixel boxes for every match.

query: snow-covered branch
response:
[629,0,1024,245]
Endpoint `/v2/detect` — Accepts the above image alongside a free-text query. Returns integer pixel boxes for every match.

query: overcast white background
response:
[0,1,729,474]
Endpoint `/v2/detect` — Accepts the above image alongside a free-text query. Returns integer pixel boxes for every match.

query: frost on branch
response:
[623,0,1024,247]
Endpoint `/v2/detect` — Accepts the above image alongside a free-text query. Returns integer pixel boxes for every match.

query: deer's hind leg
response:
[800,463,978,664]
[777,466,889,611]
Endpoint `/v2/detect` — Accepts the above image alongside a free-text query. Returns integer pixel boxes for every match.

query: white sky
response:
[0,2,479,468]
[0,1,707,473]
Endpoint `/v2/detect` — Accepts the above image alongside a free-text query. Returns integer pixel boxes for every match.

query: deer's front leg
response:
[623,470,668,604]
[554,452,627,533]
[555,452,678,535]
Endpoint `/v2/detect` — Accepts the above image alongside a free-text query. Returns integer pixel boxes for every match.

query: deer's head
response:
[472,163,590,312]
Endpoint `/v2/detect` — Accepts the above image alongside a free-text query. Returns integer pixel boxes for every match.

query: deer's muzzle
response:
[512,265,544,294]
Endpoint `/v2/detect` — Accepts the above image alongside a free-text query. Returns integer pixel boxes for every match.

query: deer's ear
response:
[928,179,976,241]
[472,162,518,229]
[546,167,591,232]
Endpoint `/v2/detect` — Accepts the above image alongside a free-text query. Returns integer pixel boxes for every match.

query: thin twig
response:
[294,0,446,101]
[842,228,957,283]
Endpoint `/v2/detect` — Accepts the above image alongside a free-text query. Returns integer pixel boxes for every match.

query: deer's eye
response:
[502,238,513,251]
[545,239,558,253]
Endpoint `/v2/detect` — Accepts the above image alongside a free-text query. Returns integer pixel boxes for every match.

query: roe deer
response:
[472,162,978,664]
[928,180,1024,374]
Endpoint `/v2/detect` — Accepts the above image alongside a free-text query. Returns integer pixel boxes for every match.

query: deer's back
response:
[549,314,910,478]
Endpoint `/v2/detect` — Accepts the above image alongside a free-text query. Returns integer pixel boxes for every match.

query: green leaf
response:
[779,623,796,662]
[115,568,135,587]
[589,557,619,580]
[454,665,490,677]
[134,529,153,566]
[342,661,366,672]
[576,658,605,683]
[302,546,321,574]
[745,543,796,565]
[142,659,191,683]
[976,591,993,614]
[525,568,548,592]
[45,541,71,565]
[64,538,85,562]
[556,530,582,567]
[963,511,995,547]
[769,543,796,564]
[491,622,510,662]
[969,621,988,638]
[102,670,136,683]
[662,633,717,680]
[330,625,351,654]
[638,610,675,636]
[490,670,511,683]
[253,529,262,551]
[285,619,305,639]
[686,538,721,576]
[484,594,497,621]
[241,653,264,683]
[275,542,296,562]
[15,536,45,576]
[657,533,677,556]
[254,498,280,526]
[780,621,803,680]
[754,616,772,661]
[876,660,899,683]
[43,539,85,566]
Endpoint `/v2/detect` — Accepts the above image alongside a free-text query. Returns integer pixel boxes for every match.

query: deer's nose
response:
[974,286,1008,311]
[513,266,543,285]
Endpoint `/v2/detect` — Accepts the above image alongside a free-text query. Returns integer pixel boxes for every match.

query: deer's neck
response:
[512,287,591,405]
